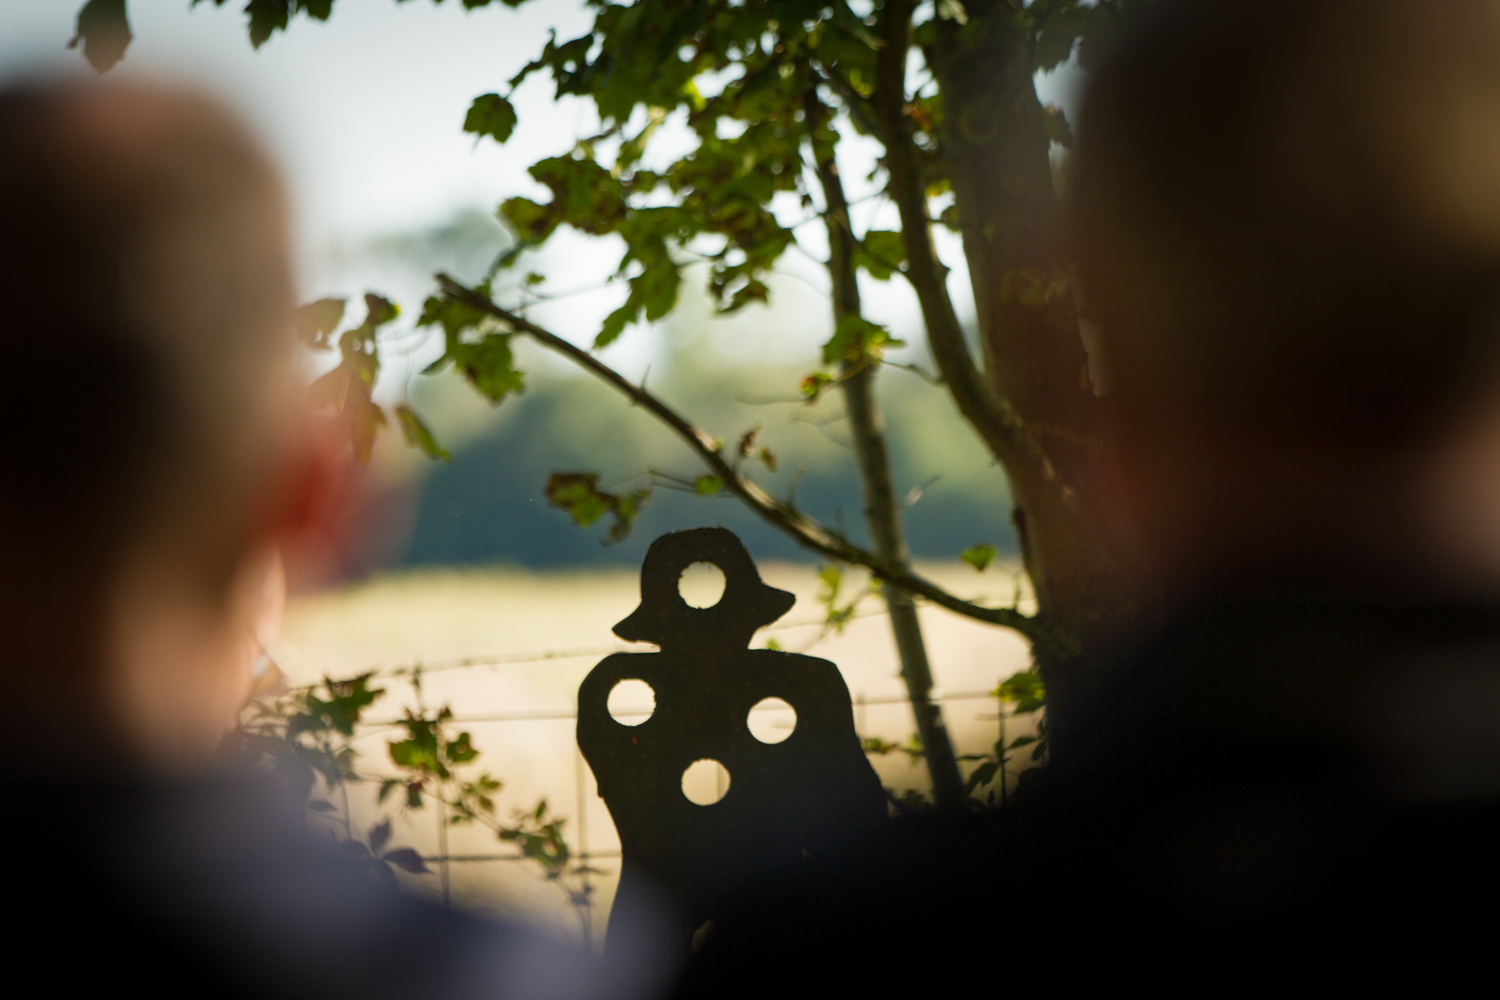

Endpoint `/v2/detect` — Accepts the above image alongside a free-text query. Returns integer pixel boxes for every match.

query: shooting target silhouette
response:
[577,528,887,950]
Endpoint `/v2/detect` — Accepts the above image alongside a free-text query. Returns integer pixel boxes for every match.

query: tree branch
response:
[806,82,965,808]
[435,274,1039,640]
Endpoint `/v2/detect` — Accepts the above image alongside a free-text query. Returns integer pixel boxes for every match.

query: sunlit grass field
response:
[278,560,1036,941]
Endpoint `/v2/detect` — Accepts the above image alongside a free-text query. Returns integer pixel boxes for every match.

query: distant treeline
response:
[393,353,1018,569]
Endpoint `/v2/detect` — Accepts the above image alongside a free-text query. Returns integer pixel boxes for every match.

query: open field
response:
[278,560,1037,941]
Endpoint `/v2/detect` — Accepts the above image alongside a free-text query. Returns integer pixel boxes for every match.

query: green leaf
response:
[294,297,345,349]
[288,673,384,739]
[595,245,681,349]
[446,731,479,764]
[69,0,132,73]
[360,292,399,330]
[390,738,434,772]
[800,371,834,402]
[416,293,527,405]
[395,405,450,461]
[855,230,906,281]
[417,290,489,340]
[821,315,904,366]
[455,335,521,402]
[964,760,999,794]
[546,473,610,528]
[245,0,290,49]
[817,564,843,600]
[996,670,1047,715]
[961,544,996,572]
[609,487,650,544]
[544,472,651,545]
[464,93,518,144]
[694,474,724,496]
[597,305,632,351]
[499,196,561,245]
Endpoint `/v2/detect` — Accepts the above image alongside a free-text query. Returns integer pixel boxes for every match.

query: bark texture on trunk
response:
[931,4,1139,721]
[862,0,1143,731]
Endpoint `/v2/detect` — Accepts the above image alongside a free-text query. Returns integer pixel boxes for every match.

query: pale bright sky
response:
[0,1,1081,380]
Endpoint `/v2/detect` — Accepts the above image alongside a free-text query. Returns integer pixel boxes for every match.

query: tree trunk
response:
[807,91,966,809]
[826,0,1142,746]
[930,3,1139,730]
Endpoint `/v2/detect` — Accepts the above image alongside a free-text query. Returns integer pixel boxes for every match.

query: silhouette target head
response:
[613,527,794,650]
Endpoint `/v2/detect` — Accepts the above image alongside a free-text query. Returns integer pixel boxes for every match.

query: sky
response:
[0,1,1083,381]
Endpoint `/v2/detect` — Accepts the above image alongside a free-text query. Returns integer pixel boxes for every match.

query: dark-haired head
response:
[0,77,337,764]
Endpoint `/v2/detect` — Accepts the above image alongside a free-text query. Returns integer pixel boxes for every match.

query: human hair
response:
[1072,0,1500,451]
[0,78,295,672]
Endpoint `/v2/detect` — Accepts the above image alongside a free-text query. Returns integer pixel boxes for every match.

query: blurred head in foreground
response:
[1074,0,1500,595]
[0,78,336,767]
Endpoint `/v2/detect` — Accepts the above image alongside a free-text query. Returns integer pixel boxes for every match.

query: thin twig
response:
[881,358,943,385]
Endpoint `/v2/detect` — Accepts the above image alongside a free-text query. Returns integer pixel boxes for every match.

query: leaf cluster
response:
[236,673,432,883]
[417,285,527,405]
[470,0,909,353]
[238,668,598,924]
[191,0,334,50]
[815,562,873,634]
[377,678,598,917]
[300,294,407,464]
[955,669,1049,804]
[863,733,925,763]
[544,472,652,545]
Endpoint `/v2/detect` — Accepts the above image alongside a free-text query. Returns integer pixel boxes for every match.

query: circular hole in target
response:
[681,759,731,806]
[607,678,655,726]
[747,697,797,744]
[678,561,727,608]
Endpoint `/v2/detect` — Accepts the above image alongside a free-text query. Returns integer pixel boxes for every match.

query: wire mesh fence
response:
[276,563,1040,938]
[329,683,1035,943]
